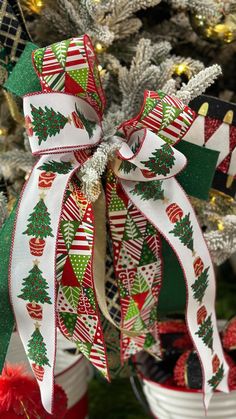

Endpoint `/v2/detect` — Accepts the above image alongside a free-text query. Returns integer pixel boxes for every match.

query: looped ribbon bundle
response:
[8,36,228,413]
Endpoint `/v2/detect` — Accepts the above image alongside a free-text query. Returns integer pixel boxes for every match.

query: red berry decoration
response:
[193,257,204,276]
[222,316,236,351]
[197,305,207,325]
[166,203,183,223]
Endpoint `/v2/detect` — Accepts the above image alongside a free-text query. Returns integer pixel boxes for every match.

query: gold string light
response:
[172,62,192,79]
[21,0,45,15]
[189,12,236,44]
[0,127,8,136]
[95,42,107,54]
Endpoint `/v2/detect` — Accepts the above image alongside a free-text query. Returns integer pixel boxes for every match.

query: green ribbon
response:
[4,42,41,95]
[0,203,17,372]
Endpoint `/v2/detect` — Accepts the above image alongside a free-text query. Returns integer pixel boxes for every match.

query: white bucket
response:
[6,330,91,416]
[142,378,236,419]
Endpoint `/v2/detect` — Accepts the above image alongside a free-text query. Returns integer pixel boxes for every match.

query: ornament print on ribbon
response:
[9,35,108,414]
[108,90,229,407]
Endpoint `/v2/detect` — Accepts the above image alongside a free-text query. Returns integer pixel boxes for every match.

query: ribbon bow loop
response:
[24,93,101,156]
[114,127,187,182]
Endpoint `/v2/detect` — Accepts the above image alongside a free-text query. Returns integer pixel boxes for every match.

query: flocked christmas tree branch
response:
[0,192,7,228]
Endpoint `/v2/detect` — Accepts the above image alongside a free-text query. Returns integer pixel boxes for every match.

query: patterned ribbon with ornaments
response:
[9,35,109,415]
[107,90,229,407]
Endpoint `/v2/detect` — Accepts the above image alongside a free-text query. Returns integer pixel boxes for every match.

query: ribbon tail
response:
[106,171,162,362]
[121,176,229,407]
[56,179,109,380]
[9,153,80,413]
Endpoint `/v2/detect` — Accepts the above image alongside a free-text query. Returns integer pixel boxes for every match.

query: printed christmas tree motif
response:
[148,306,158,327]
[68,68,89,90]
[191,267,209,304]
[120,141,140,174]
[141,97,158,120]
[61,220,80,252]
[146,222,156,236]
[195,314,213,351]
[158,132,175,145]
[157,90,166,99]
[76,342,92,358]
[69,255,90,283]
[59,312,77,336]
[117,279,129,298]
[23,197,53,239]
[131,272,149,295]
[208,364,224,390]
[27,323,50,381]
[30,105,69,145]
[123,214,142,241]
[140,241,157,266]
[33,47,46,74]
[132,316,146,332]
[141,143,175,176]
[38,160,74,174]
[18,262,52,305]
[160,102,182,131]
[124,299,140,321]
[84,287,96,310]
[23,196,54,256]
[131,180,164,201]
[108,188,126,212]
[51,39,70,68]
[61,286,81,310]
[169,213,194,252]
[75,103,96,138]
[144,332,156,349]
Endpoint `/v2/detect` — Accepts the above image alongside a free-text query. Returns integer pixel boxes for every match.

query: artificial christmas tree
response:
[23,197,53,256]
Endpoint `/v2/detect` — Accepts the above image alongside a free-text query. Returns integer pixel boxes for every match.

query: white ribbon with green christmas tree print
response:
[112,126,229,407]
[9,92,102,413]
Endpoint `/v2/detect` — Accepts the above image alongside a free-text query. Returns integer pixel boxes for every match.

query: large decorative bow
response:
[9,36,109,414]
[106,90,229,407]
[6,36,229,414]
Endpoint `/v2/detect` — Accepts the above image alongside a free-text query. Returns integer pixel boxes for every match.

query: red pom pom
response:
[173,351,191,387]
[222,317,236,351]
[0,364,67,418]
[228,366,236,390]
[0,364,37,414]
